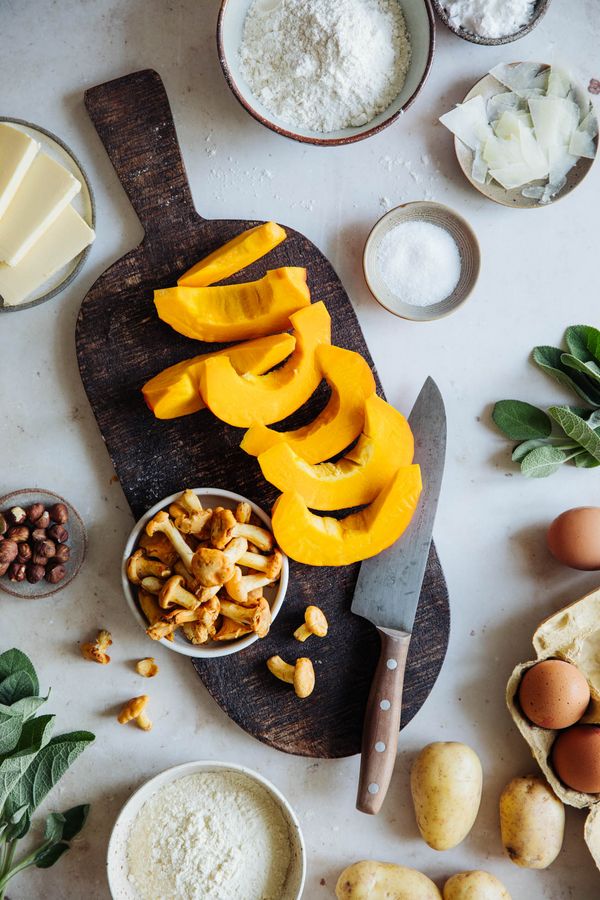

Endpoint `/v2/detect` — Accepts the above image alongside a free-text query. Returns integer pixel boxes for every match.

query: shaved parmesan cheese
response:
[439,95,493,151]
[529,95,580,153]
[547,66,571,99]
[471,146,488,184]
[490,62,548,99]
[487,91,523,122]
[521,184,546,200]
[490,162,541,190]
[494,110,532,140]
[483,134,523,168]
[518,123,549,177]
[569,112,599,159]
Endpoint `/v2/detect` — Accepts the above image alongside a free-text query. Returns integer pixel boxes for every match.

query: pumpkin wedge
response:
[178,222,286,287]
[199,302,331,427]
[154,267,310,342]
[271,465,422,566]
[142,332,296,419]
[240,345,376,463]
[257,395,414,508]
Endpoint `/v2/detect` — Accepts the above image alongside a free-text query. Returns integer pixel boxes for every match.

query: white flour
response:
[443,0,535,38]
[127,772,292,900]
[239,0,411,133]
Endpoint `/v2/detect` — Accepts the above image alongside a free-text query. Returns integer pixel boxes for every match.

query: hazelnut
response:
[16,542,32,563]
[53,544,70,563]
[7,506,26,526]
[35,511,51,529]
[48,524,68,543]
[49,503,68,524]
[26,563,45,584]
[8,562,26,582]
[6,526,29,543]
[45,561,66,584]
[34,538,56,559]
[26,503,45,524]
[31,528,47,543]
[0,563,9,577]
[0,540,18,566]
[0,513,7,536]
[32,552,49,566]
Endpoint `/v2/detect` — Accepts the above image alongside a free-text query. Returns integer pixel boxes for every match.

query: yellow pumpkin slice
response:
[178,222,287,287]
[240,345,376,463]
[257,395,414,509]
[271,465,422,566]
[154,267,310,342]
[199,302,331,427]
[142,332,296,419]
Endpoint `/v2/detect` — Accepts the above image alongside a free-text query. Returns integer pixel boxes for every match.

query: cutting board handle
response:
[84,69,199,236]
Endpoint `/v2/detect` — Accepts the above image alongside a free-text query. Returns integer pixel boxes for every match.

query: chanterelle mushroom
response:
[159,575,199,611]
[126,549,171,585]
[294,605,328,642]
[220,597,271,638]
[117,695,152,730]
[138,532,178,568]
[238,548,282,580]
[225,566,273,606]
[146,511,194,571]
[210,507,273,552]
[81,629,112,664]
[267,656,315,698]
[170,501,212,536]
[191,537,247,587]
[214,616,253,641]
[235,501,252,524]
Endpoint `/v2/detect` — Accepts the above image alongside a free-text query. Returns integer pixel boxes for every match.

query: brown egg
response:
[552,725,600,793]
[547,507,600,570]
[518,660,590,729]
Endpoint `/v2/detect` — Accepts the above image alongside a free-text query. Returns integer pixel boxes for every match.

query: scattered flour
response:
[127,772,292,900]
[239,0,411,132]
[376,220,461,307]
[443,0,535,38]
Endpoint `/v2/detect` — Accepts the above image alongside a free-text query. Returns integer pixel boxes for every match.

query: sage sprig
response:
[0,649,94,899]
[492,325,600,477]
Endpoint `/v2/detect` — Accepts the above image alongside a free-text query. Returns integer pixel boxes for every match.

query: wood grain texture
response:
[76,69,450,758]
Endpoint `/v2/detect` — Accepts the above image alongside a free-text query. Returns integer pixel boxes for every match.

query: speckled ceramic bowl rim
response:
[0,488,87,598]
[106,760,306,900]
[362,200,481,321]
[0,117,96,314]
[431,0,551,45]
[216,0,436,146]
[121,487,289,658]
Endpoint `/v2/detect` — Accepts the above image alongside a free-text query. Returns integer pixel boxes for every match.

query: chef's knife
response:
[353,376,446,815]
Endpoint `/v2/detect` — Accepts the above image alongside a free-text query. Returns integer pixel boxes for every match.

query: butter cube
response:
[0,204,95,307]
[0,152,81,266]
[0,123,39,220]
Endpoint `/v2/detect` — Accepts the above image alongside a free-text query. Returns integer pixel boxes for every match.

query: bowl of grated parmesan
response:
[107,760,306,900]
[217,0,435,145]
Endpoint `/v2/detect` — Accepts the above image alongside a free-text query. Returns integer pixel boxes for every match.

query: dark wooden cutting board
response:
[76,69,450,758]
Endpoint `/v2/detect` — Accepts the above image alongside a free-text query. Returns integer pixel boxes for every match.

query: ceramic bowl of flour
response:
[107,760,306,900]
[217,0,435,145]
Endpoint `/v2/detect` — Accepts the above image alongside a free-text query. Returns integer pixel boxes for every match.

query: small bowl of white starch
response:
[431,0,551,45]
[363,201,480,321]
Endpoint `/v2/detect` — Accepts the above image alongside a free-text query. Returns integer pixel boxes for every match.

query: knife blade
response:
[353,376,446,814]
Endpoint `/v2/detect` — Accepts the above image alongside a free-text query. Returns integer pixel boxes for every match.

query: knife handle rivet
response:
[368,783,380,795]
[380,699,391,711]
[375,742,386,753]
[386,659,398,670]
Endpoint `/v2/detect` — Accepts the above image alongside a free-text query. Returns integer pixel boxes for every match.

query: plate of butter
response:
[0,118,95,312]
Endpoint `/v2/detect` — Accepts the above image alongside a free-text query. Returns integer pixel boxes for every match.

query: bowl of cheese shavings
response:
[440,62,598,208]
[217,0,435,146]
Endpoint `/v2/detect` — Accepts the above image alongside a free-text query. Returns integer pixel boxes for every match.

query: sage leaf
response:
[44,811,66,844]
[493,400,552,440]
[3,731,94,821]
[0,650,39,696]
[10,714,55,757]
[0,713,23,756]
[0,672,36,706]
[521,446,567,478]
[0,744,42,813]
[548,406,600,462]
[60,804,90,841]
[561,353,600,384]
[0,695,48,720]
[533,346,600,406]
[565,325,600,364]
[35,841,69,869]
[575,451,600,468]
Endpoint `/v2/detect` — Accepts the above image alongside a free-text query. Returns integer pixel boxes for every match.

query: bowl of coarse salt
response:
[217,0,435,146]
[107,760,306,900]
[431,0,551,45]
[363,201,480,321]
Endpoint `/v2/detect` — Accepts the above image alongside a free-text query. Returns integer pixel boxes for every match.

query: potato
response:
[335,860,442,900]
[499,775,564,868]
[443,870,512,899]
[410,742,482,850]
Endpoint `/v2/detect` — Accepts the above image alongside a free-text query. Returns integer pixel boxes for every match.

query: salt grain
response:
[376,220,461,307]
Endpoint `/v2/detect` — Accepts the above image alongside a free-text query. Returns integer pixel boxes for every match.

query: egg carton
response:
[506,586,600,869]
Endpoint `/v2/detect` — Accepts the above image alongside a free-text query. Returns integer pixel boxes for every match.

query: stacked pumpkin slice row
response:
[142,222,422,567]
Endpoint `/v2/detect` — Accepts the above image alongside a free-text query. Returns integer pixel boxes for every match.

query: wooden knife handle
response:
[356,627,410,815]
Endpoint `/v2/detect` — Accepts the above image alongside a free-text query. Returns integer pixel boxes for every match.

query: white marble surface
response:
[2,0,600,897]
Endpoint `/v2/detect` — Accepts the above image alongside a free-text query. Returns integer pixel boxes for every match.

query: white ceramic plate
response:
[107,760,306,900]
[122,487,288,658]
[0,118,95,312]
[217,0,435,145]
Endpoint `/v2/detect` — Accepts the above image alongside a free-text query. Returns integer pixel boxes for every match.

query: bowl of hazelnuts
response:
[0,489,86,598]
